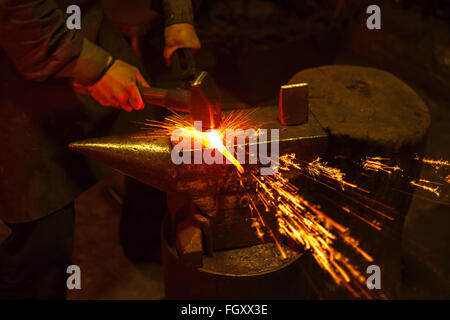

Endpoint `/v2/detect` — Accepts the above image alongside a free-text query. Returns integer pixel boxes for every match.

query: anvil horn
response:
[69,133,222,215]
[69,133,176,192]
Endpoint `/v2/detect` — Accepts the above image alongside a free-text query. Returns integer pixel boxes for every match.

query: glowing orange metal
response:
[142,110,261,174]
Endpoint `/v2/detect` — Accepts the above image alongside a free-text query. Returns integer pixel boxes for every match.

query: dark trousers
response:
[0,203,74,299]
[120,178,166,264]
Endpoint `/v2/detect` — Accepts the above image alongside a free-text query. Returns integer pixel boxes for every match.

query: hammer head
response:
[189,71,222,129]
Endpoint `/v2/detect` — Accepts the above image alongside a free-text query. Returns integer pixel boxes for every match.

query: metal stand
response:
[161,213,311,299]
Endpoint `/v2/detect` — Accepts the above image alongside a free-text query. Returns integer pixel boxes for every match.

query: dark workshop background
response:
[0,0,449,299]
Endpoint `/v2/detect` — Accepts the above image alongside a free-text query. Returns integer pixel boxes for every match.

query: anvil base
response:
[161,214,312,299]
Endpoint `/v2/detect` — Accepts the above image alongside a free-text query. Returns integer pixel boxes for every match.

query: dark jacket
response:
[0,0,194,223]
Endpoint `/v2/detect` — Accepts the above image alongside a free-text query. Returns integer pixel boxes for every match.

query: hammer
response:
[139,49,222,128]
[73,49,222,129]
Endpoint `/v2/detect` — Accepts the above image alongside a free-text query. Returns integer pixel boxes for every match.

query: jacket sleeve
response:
[151,0,199,26]
[0,0,111,85]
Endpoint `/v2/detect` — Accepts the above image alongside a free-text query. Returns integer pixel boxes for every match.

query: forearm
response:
[0,0,111,85]
[56,38,112,85]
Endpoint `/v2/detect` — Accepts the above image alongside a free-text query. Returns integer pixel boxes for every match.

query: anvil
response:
[69,84,328,267]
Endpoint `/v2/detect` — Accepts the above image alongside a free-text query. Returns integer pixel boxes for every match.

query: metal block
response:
[176,213,203,268]
[278,83,309,125]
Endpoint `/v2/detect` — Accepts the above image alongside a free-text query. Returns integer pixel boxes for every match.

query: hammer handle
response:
[72,81,190,113]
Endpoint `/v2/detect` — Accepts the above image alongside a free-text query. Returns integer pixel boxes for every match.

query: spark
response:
[142,112,424,298]
[248,152,448,297]
[415,156,450,171]
[242,156,376,296]
[306,157,365,191]
[362,157,402,175]
[362,155,449,201]
[251,219,265,241]
[280,154,370,193]
[141,110,261,174]
[410,179,441,197]
[323,196,382,231]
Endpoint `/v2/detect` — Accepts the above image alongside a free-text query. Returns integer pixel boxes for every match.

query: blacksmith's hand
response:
[164,23,201,66]
[87,59,150,112]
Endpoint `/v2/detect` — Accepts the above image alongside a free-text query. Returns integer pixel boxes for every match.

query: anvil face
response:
[250,106,327,159]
